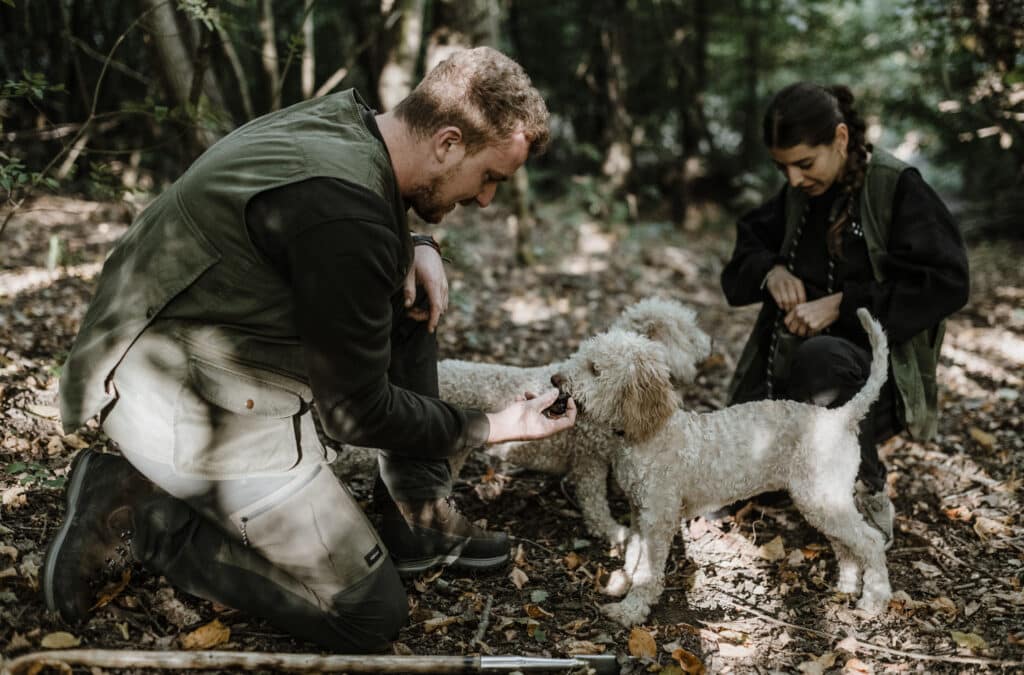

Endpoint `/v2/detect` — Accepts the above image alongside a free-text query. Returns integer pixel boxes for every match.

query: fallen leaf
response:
[797,651,837,674]
[565,640,605,655]
[62,433,90,450]
[0,544,18,560]
[911,561,941,577]
[90,569,131,611]
[718,642,755,658]
[25,404,60,420]
[973,516,1010,541]
[508,566,529,589]
[950,630,988,653]
[180,619,230,649]
[46,435,64,456]
[628,627,657,658]
[7,632,31,652]
[41,631,81,649]
[671,647,706,674]
[836,635,859,653]
[563,552,582,570]
[842,657,874,674]
[530,589,549,603]
[968,426,996,448]
[423,616,459,634]
[928,596,957,618]
[757,535,786,562]
[523,603,553,619]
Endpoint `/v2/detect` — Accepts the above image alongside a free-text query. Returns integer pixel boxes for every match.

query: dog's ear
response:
[617,345,676,442]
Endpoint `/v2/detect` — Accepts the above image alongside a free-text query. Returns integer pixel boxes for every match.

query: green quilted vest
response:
[727,148,945,440]
[59,90,408,432]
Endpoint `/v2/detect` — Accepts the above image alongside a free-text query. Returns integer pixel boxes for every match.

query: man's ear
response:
[432,126,464,164]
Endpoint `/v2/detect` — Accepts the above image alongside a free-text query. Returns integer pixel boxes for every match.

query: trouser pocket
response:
[229,463,386,603]
[173,356,309,477]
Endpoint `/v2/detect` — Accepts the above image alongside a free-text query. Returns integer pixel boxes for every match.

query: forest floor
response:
[1,194,1022,674]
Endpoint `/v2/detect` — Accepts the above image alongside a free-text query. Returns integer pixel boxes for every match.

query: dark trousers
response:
[377,297,453,502]
[775,335,900,492]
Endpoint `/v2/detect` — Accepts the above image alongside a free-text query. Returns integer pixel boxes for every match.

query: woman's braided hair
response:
[763,82,872,257]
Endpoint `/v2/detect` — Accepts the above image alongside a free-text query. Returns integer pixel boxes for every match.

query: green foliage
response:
[4,461,66,489]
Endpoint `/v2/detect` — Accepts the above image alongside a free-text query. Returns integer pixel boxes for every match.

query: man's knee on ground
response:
[329,559,408,652]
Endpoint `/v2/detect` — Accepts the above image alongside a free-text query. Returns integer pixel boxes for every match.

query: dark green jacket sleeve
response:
[247,177,490,457]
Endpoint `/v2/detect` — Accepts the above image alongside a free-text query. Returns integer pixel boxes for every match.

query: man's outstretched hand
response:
[486,388,577,443]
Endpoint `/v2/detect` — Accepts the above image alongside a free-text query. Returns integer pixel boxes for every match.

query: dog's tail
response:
[841,308,890,425]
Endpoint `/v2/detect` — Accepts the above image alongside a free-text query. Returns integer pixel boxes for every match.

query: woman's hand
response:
[403,242,449,333]
[784,292,843,336]
[486,388,577,443]
[765,265,807,311]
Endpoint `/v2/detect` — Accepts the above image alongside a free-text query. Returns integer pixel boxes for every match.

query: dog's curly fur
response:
[438,298,711,544]
[556,309,892,626]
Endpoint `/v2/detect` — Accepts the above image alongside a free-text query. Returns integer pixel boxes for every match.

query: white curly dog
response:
[554,308,892,626]
[439,297,711,546]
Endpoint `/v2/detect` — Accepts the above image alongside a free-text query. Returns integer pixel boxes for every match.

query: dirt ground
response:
[1,195,1022,674]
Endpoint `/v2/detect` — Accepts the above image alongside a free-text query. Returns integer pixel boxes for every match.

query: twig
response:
[0,650,484,674]
[472,594,493,647]
[719,593,1024,667]
[514,537,558,557]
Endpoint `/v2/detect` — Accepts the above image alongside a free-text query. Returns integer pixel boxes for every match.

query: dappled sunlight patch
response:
[500,294,570,325]
[0,262,102,298]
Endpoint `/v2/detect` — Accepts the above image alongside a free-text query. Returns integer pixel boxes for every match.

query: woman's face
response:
[769,123,849,197]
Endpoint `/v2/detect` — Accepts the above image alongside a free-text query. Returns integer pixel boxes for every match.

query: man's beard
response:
[408,170,458,223]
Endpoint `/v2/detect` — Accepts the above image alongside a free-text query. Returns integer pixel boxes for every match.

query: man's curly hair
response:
[394,47,550,156]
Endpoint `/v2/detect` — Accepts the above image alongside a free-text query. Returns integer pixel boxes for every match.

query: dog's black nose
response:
[550,373,565,388]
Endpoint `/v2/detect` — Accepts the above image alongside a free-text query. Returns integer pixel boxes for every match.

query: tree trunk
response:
[739,0,762,167]
[598,1,634,197]
[138,0,226,150]
[378,0,425,111]
[260,0,282,110]
[301,0,316,100]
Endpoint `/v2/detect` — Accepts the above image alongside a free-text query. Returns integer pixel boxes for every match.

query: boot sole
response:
[42,449,97,620]
[394,551,511,577]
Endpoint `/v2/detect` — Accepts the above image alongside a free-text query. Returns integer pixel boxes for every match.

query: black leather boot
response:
[42,449,160,622]
[374,478,510,575]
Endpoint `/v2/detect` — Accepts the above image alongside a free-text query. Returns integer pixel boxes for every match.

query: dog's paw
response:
[836,573,860,595]
[606,525,631,547]
[601,599,648,627]
[855,592,890,616]
[602,570,631,597]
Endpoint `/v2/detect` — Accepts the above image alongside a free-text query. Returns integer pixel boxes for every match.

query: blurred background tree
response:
[1,0,1020,242]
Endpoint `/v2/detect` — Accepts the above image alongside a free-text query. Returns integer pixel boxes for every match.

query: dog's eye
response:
[589,361,600,377]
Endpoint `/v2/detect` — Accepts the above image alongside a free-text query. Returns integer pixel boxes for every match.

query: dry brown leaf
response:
[973,516,1010,540]
[563,552,582,570]
[90,569,131,611]
[25,404,60,420]
[928,596,957,618]
[61,433,90,450]
[0,544,18,560]
[523,603,554,619]
[757,535,786,561]
[565,640,605,655]
[842,657,874,674]
[950,630,988,652]
[508,566,529,589]
[671,647,706,674]
[628,627,657,658]
[40,631,81,649]
[180,619,230,650]
[797,651,837,674]
[45,435,64,456]
[943,505,973,521]
[423,616,459,634]
[968,426,997,448]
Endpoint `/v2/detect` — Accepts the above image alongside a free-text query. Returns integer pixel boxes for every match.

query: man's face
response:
[409,132,531,223]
